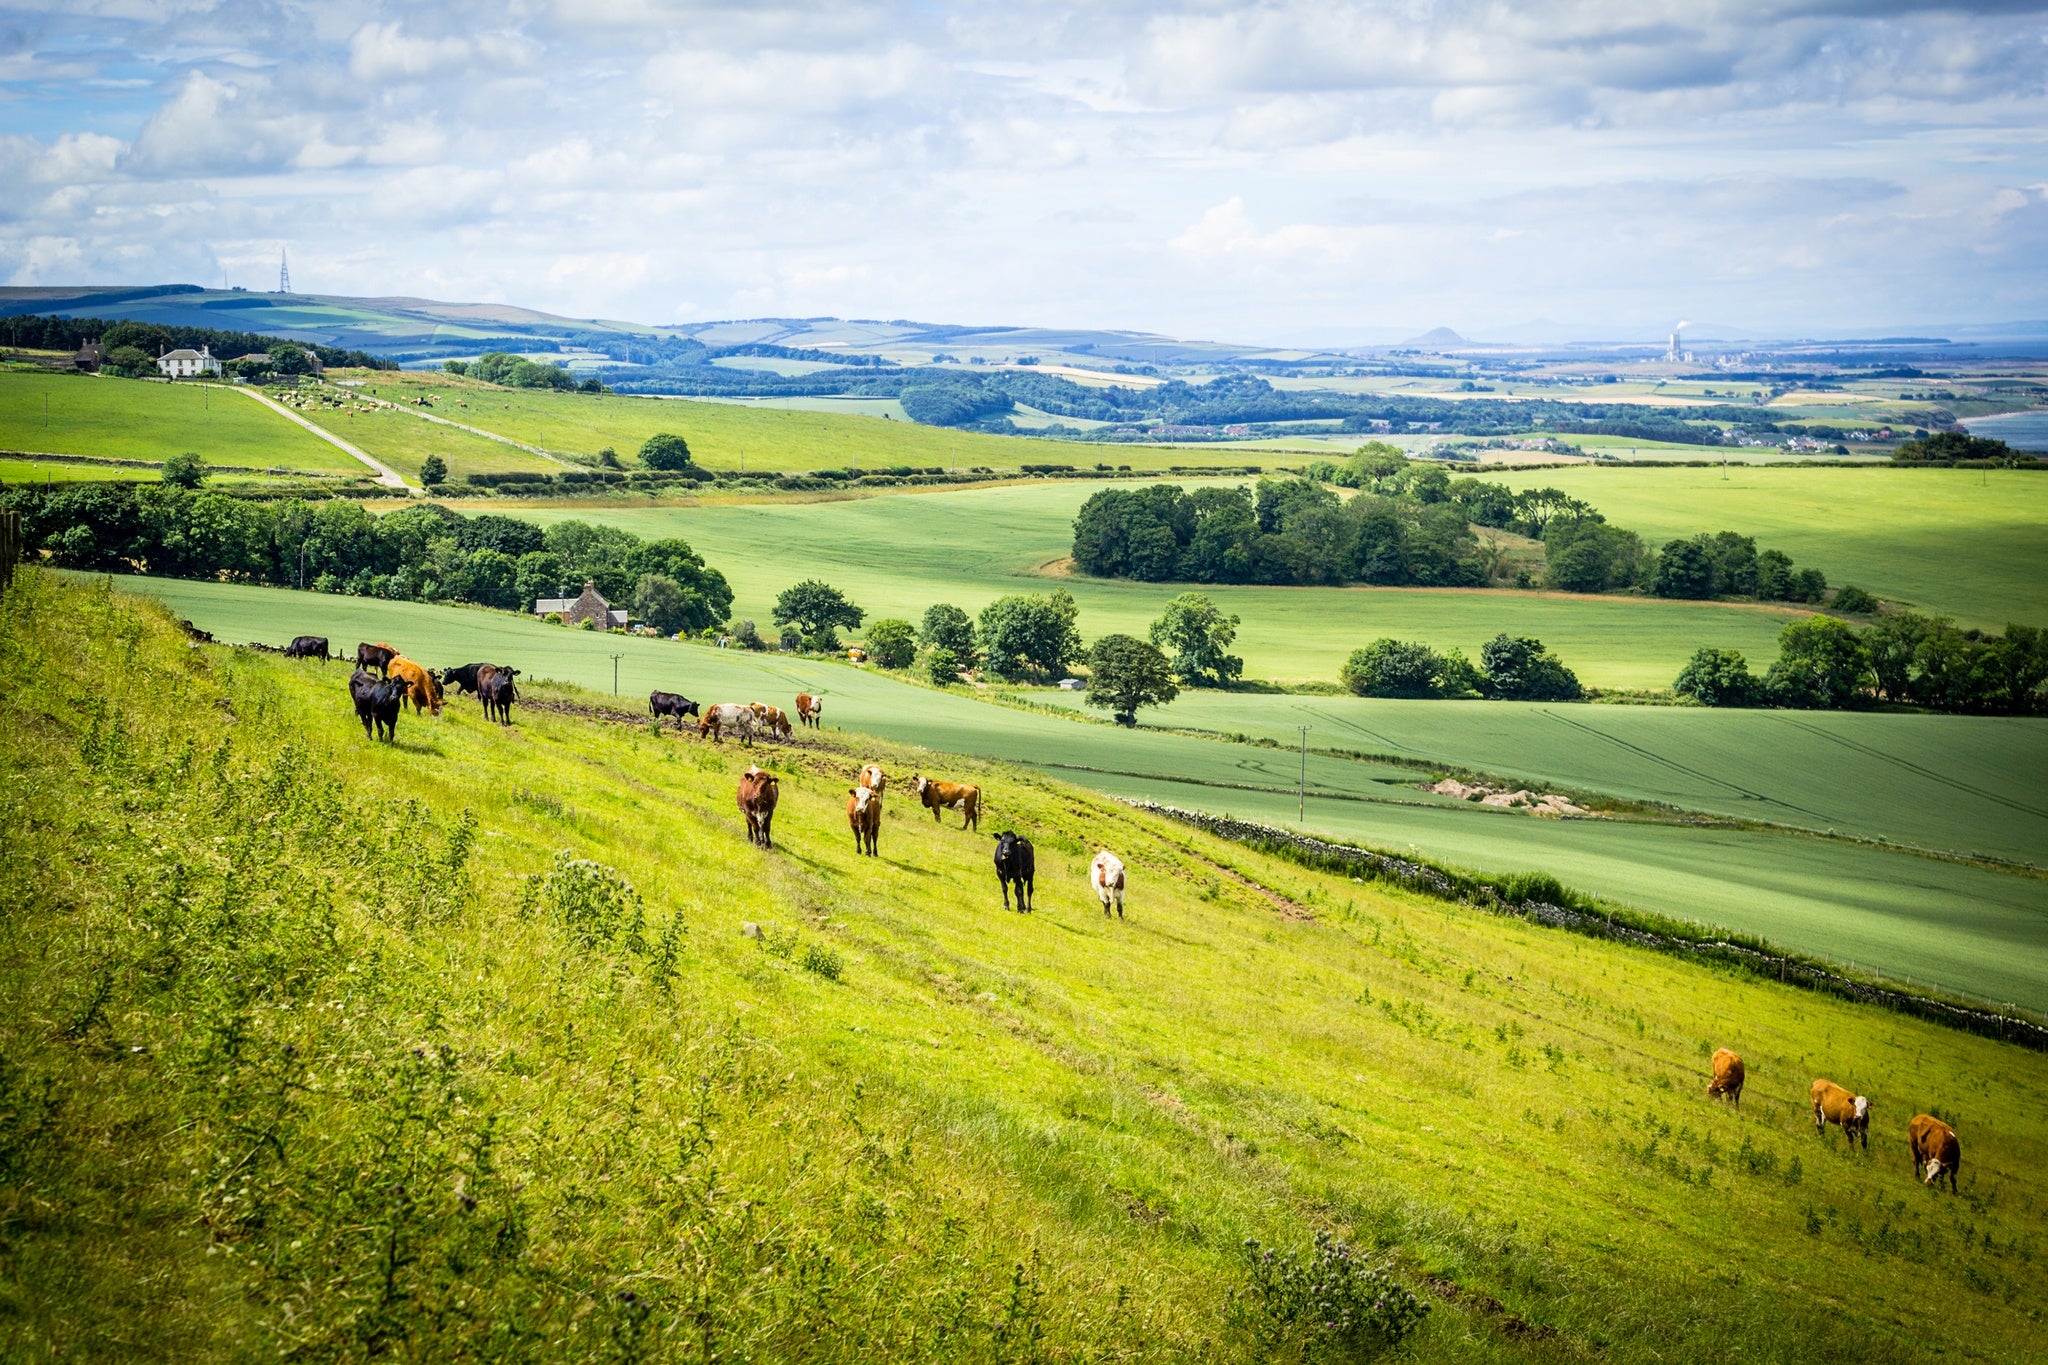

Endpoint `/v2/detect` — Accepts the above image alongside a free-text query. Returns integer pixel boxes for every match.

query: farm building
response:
[156,346,221,379]
[533,579,627,629]
[72,340,102,372]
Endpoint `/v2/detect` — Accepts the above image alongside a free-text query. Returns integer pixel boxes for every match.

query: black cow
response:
[356,642,397,677]
[480,668,518,725]
[441,662,491,695]
[993,831,1035,914]
[285,635,329,660]
[349,669,406,742]
[650,690,700,729]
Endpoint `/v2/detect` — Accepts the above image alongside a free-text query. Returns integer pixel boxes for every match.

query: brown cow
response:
[911,773,980,830]
[856,762,885,796]
[1812,1078,1870,1149]
[846,783,881,856]
[738,766,780,848]
[356,641,398,676]
[478,664,518,725]
[1907,1114,1961,1193]
[1706,1049,1745,1108]
[386,655,443,716]
[796,693,823,728]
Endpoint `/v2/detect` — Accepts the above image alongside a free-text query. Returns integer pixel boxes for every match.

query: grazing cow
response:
[1812,1078,1871,1149]
[1907,1114,1961,1194]
[285,635,329,661]
[738,766,779,848]
[349,669,405,742]
[857,762,886,797]
[650,690,700,729]
[796,693,823,728]
[441,662,495,695]
[993,831,1035,913]
[748,702,795,740]
[386,655,443,716]
[847,783,881,856]
[356,641,398,676]
[1090,851,1127,919]
[699,702,759,746]
[912,774,981,830]
[479,666,518,725]
[1706,1049,1746,1108]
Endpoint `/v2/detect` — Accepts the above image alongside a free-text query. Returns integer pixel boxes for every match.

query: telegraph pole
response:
[1297,725,1312,825]
[609,653,624,695]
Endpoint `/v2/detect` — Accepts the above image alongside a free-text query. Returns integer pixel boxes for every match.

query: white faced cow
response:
[1090,851,1126,919]
[699,702,760,746]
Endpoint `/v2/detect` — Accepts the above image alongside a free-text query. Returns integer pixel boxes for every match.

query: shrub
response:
[1237,1232,1428,1354]
[1674,647,1762,706]
[920,602,978,666]
[419,453,448,487]
[926,646,961,686]
[1830,584,1879,615]
[160,451,207,489]
[864,618,917,669]
[639,432,696,471]
[1340,638,1442,698]
[800,943,844,981]
[522,852,645,950]
[730,618,763,650]
[1480,634,1582,701]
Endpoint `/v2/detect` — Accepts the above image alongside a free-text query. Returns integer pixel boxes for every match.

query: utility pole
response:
[609,652,624,695]
[1297,725,1312,825]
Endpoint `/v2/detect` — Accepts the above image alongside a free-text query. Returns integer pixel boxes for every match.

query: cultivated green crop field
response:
[9,571,2048,1361]
[116,577,2048,1010]
[289,399,560,482]
[1495,465,2048,629]
[509,481,1808,689]
[0,370,360,474]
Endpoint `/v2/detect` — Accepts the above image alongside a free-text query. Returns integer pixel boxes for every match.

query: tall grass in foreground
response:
[2,569,2044,1362]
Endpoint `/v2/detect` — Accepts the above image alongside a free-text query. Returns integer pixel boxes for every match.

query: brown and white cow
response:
[1908,1114,1961,1193]
[748,701,794,741]
[796,693,823,728]
[1706,1049,1745,1108]
[699,703,759,746]
[738,766,779,848]
[856,762,886,797]
[911,773,980,830]
[1090,850,1126,919]
[846,783,881,857]
[386,655,443,716]
[1812,1078,1870,1149]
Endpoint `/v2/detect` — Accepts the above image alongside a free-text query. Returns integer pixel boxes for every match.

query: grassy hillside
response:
[0,371,359,475]
[509,483,1806,689]
[1494,465,2048,629]
[287,398,560,483]
[5,570,2047,1361]
[109,577,2048,1011]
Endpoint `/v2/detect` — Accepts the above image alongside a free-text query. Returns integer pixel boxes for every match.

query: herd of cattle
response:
[298,635,1969,1193]
[1707,1048,1963,1192]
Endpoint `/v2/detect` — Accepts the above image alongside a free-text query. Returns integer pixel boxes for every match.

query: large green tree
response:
[1479,634,1582,701]
[1340,639,1444,698]
[1764,617,1868,709]
[639,433,696,471]
[1148,593,1242,686]
[774,580,864,651]
[920,603,978,666]
[864,618,917,669]
[1083,634,1179,723]
[977,590,1081,680]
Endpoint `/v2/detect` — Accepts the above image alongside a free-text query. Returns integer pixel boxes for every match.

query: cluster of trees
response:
[3,314,393,371]
[0,480,732,634]
[443,353,607,393]
[1341,636,1582,702]
[1678,614,2048,714]
[1890,431,2021,464]
[1072,479,1483,588]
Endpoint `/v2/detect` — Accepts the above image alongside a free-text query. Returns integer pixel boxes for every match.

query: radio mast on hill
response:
[278,249,291,295]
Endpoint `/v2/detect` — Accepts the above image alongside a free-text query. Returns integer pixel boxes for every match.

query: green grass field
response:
[0,371,361,475]
[8,570,2047,1361]
[508,480,1808,689]
[111,576,2048,1011]
[1494,465,2048,628]
[288,400,560,483]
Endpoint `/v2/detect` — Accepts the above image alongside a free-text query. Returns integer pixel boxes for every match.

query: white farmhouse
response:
[157,345,222,379]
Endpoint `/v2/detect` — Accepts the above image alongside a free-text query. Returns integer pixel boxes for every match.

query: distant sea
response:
[1962,411,2048,452]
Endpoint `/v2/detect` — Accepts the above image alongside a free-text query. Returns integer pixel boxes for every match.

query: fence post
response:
[0,507,19,594]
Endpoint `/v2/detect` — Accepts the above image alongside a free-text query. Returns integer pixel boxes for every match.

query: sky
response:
[2,1,2046,343]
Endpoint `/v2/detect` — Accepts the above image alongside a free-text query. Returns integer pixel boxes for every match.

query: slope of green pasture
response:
[112,577,2048,1011]
[350,369,1267,472]
[1494,465,2048,628]
[512,481,1805,688]
[289,400,559,482]
[0,371,361,474]
[1026,690,2048,866]
[7,570,2048,1361]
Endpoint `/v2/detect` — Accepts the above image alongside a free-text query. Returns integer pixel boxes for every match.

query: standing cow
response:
[356,641,398,676]
[856,762,886,797]
[650,690,700,729]
[1812,1078,1870,1149]
[478,665,518,725]
[286,635,329,661]
[699,703,759,746]
[796,693,823,728]
[349,669,405,742]
[1907,1114,1961,1193]
[1706,1049,1746,1108]
[847,783,882,857]
[1090,851,1126,919]
[441,662,499,695]
[748,702,795,741]
[912,774,981,830]
[738,766,780,848]
[386,656,443,716]
[994,831,1034,913]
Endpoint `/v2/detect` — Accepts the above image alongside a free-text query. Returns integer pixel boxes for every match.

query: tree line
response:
[1677,614,2048,714]
[0,480,732,636]
[1,313,393,370]
[443,353,608,393]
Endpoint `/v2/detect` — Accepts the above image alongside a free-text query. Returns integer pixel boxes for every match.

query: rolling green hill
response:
[6,570,2046,1361]
[0,371,360,476]
[111,576,2048,1011]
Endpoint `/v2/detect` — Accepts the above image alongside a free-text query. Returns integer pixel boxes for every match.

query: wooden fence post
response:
[0,507,20,593]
